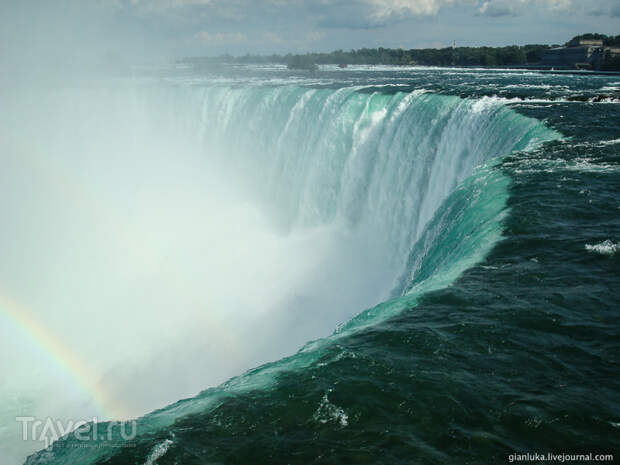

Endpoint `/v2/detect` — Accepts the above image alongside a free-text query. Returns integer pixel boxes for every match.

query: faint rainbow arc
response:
[0,292,127,420]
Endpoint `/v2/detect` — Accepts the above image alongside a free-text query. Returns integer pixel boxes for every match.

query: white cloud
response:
[104,0,603,24]
[543,0,572,11]
[97,0,619,52]
[305,30,326,42]
[478,0,520,17]
[366,0,453,18]
[261,31,284,44]
[196,31,246,43]
[477,0,575,17]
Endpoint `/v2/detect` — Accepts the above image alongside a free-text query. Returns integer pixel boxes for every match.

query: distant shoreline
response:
[419,66,620,76]
[180,33,620,73]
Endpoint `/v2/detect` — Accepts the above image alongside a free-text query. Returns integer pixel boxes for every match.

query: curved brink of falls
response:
[25,86,561,465]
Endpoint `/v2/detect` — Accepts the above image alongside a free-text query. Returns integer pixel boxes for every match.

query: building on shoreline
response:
[542,38,620,70]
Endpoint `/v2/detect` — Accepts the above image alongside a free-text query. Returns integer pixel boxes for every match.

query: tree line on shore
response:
[180,34,620,70]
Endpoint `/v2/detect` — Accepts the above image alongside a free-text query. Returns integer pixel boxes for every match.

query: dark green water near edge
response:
[26,67,620,465]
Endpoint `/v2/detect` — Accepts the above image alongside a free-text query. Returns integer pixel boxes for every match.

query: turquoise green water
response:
[23,66,620,465]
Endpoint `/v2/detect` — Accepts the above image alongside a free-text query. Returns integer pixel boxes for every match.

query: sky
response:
[107,0,619,56]
[1,1,619,65]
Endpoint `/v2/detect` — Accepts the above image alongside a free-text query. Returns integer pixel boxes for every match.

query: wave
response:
[586,240,620,255]
[24,85,561,465]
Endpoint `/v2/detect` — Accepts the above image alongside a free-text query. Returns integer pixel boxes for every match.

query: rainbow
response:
[0,291,127,420]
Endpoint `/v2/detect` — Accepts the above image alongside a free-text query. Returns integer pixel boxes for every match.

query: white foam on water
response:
[585,240,619,256]
[313,393,349,427]
[598,138,620,147]
[144,439,173,465]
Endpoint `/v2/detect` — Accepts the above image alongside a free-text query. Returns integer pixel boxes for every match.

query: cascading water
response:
[196,87,552,249]
[19,82,561,465]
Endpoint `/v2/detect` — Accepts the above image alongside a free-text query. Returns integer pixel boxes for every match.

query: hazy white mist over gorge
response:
[0,5,397,461]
